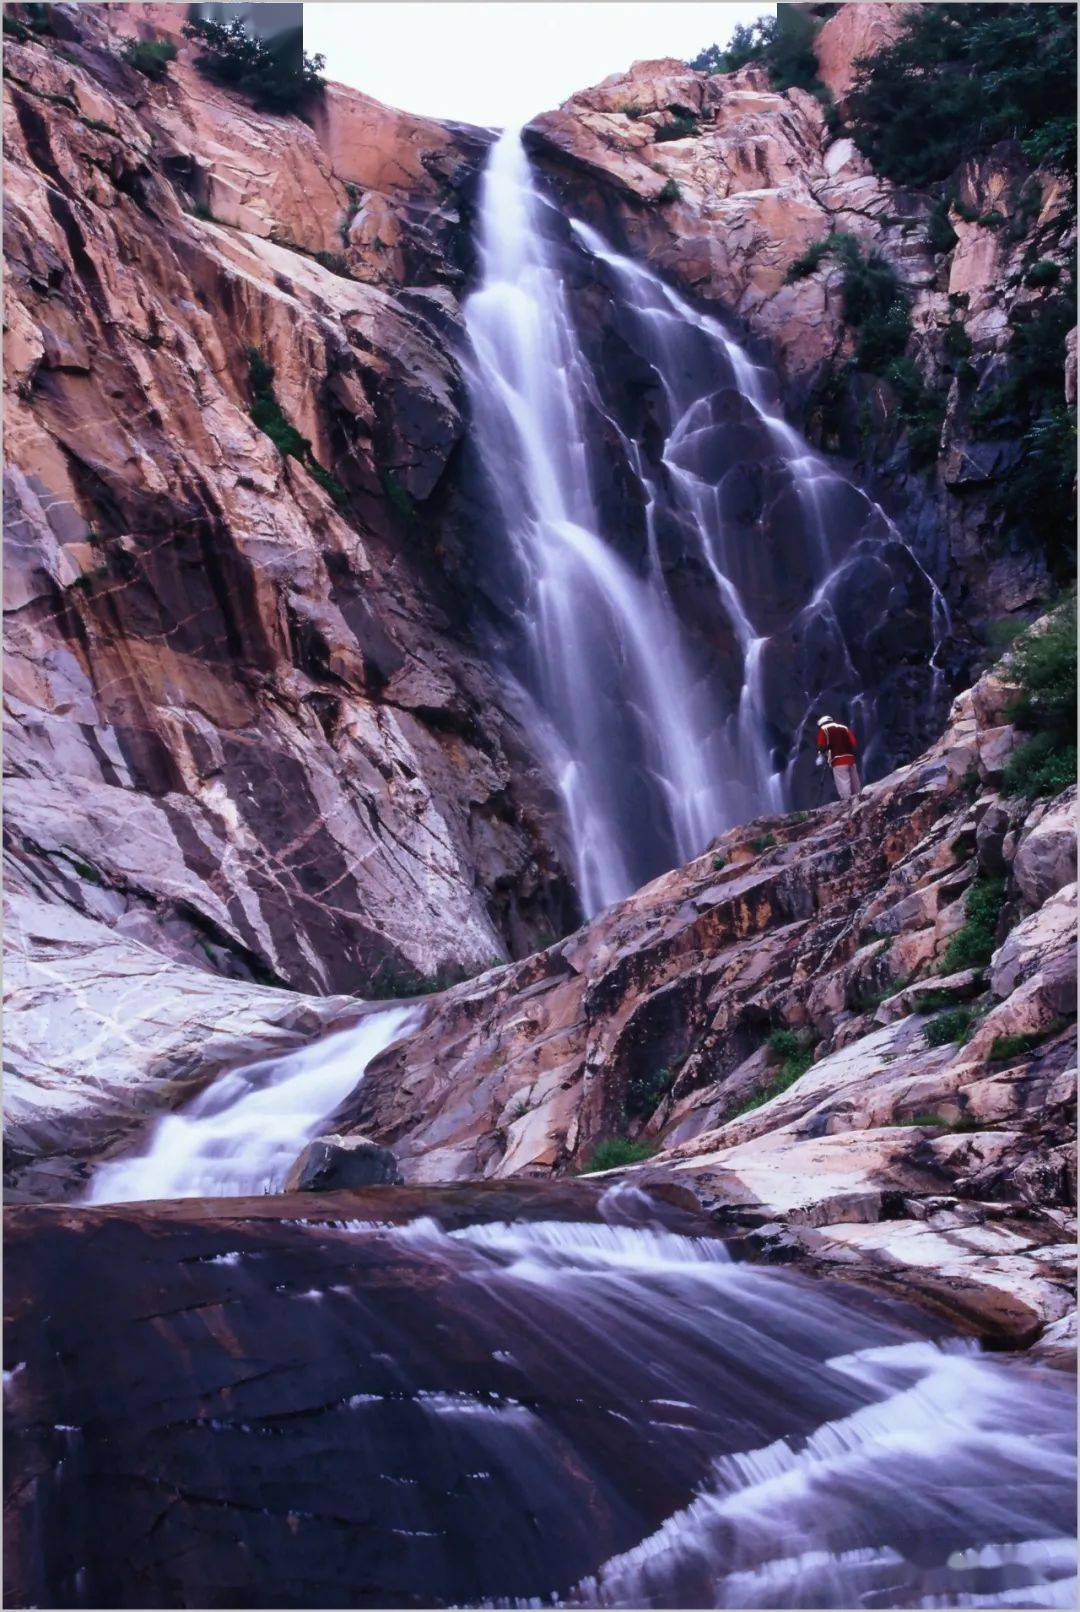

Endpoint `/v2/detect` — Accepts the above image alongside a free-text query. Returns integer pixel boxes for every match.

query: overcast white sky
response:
[304,3,775,128]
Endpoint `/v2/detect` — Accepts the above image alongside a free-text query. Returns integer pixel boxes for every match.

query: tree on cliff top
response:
[846,4,1077,190]
[183,16,325,114]
[689,8,827,100]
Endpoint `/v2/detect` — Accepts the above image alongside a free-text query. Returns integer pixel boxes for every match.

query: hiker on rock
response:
[816,715,861,801]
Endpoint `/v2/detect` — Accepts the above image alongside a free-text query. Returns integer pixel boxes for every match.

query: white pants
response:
[832,763,861,800]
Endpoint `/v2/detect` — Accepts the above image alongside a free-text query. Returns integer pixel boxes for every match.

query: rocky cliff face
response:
[525,6,1076,634]
[349,661,1076,1349]
[4,1,576,1020]
[3,2,1075,1366]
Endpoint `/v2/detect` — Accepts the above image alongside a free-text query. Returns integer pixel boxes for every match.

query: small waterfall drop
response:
[462,130,950,917]
[86,1005,419,1202]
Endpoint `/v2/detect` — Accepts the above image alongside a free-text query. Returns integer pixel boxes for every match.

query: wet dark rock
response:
[284,1132,401,1191]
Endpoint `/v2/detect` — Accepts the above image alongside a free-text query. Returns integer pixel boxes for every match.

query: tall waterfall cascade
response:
[462,129,950,916]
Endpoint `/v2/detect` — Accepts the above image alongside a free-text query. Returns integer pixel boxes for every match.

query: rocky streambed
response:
[5,1183,1076,1609]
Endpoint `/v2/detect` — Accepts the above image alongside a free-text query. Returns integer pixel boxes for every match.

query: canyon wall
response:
[4,1,580,1023]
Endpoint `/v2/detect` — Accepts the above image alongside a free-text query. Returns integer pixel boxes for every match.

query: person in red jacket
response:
[816,714,861,800]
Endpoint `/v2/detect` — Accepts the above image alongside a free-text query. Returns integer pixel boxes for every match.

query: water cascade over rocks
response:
[462,130,951,914]
[86,1006,418,1203]
[8,1188,1074,1608]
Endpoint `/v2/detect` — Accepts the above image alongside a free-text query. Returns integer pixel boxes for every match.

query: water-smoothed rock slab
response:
[4,1186,1076,1609]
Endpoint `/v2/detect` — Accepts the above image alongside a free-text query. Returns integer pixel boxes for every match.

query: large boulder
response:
[1013,791,1077,908]
[284,1132,401,1191]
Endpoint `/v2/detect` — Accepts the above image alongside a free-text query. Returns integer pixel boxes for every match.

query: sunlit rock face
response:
[3,1,576,1017]
[344,666,1075,1349]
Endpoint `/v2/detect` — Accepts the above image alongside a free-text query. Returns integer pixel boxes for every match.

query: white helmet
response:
[817,714,835,726]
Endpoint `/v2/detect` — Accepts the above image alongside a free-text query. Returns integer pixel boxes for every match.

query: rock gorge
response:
[3,3,1077,1605]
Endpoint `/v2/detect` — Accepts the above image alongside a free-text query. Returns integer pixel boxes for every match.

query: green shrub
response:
[999,602,1078,801]
[626,1065,676,1119]
[1001,733,1077,799]
[733,1041,814,1118]
[767,1029,801,1061]
[750,832,777,852]
[689,21,771,76]
[580,1137,657,1173]
[184,16,325,113]
[689,10,828,98]
[846,4,1076,191]
[989,1021,1068,1063]
[941,877,1005,972]
[248,348,309,460]
[120,35,177,81]
[786,236,833,282]
[654,116,698,143]
[247,347,347,506]
[4,4,50,39]
[913,985,973,1014]
[880,357,947,468]
[380,469,417,522]
[924,1006,977,1046]
[1025,258,1062,289]
[943,320,972,359]
[657,177,682,204]
[927,200,958,255]
[712,854,727,871]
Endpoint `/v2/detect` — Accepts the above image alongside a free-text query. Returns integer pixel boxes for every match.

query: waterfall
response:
[462,130,950,917]
[85,1005,419,1202]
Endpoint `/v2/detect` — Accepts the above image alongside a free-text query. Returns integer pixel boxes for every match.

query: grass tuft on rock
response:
[924,1006,978,1046]
[940,878,1005,972]
[120,35,177,81]
[580,1137,657,1173]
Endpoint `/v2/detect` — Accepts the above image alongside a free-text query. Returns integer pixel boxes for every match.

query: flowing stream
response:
[462,129,951,915]
[86,1005,418,1202]
[18,1187,1075,1608]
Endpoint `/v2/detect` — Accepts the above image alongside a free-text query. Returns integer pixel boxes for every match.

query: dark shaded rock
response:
[284,1132,401,1191]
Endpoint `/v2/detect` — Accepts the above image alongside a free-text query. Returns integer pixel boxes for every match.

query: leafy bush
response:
[943,320,972,359]
[248,348,309,460]
[925,1006,977,1046]
[750,832,777,852]
[926,200,958,255]
[712,853,727,871]
[846,4,1077,191]
[733,1031,815,1117]
[999,606,1077,797]
[941,877,1005,972]
[786,236,833,282]
[581,1137,657,1173]
[657,177,683,204]
[972,288,1078,578]
[1026,259,1062,289]
[654,116,698,143]
[247,347,347,506]
[183,16,325,113]
[988,1029,1053,1063]
[1005,605,1077,738]
[626,1065,676,1119]
[881,358,946,467]
[689,9,828,99]
[121,35,177,81]
[690,21,772,76]
[1001,733,1077,799]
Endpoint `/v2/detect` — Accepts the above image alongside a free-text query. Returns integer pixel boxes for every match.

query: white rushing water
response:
[463,128,951,916]
[86,1005,418,1203]
[258,1200,1076,1608]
